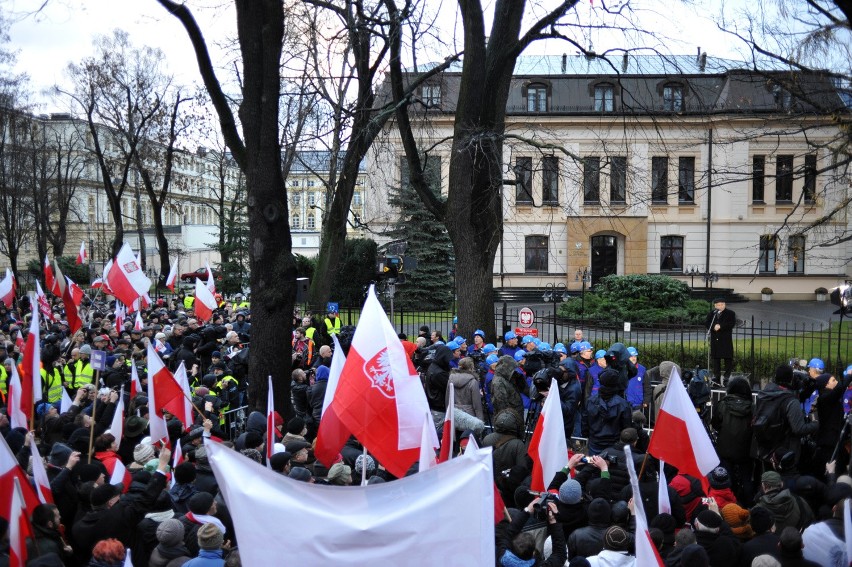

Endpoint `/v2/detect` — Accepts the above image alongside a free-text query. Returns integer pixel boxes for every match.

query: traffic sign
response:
[519,307,535,328]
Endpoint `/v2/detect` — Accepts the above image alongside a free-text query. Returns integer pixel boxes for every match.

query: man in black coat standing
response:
[706,298,736,383]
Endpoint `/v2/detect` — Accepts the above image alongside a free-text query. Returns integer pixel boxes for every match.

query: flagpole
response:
[87,390,97,464]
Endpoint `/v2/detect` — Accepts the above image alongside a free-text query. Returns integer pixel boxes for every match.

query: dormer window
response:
[663,83,684,111]
[422,84,441,106]
[527,83,549,112]
[594,84,614,112]
[772,84,792,110]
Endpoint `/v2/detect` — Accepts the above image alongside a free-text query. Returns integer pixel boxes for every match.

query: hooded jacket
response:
[425,346,453,412]
[491,356,523,417]
[751,382,818,465]
[234,411,266,451]
[711,379,753,463]
[449,369,484,421]
[756,487,813,532]
[309,365,330,423]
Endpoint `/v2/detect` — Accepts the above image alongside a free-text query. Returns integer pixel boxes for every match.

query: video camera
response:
[529,491,559,521]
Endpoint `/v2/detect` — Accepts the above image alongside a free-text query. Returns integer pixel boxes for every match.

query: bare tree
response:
[0,102,36,277]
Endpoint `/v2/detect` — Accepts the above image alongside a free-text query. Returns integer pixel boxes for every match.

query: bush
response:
[815,287,828,294]
[761,287,774,295]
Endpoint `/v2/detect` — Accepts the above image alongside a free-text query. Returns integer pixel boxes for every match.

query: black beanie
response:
[775,364,794,386]
[174,462,197,484]
[188,492,215,514]
[287,417,306,435]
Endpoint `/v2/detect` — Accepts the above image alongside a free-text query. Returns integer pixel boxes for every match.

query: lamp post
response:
[686,265,701,289]
[575,267,591,326]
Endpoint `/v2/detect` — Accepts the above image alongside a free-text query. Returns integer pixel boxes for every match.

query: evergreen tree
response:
[389,156,453,310]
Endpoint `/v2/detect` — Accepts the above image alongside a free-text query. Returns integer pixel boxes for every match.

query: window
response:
[307,180,315,187]
[660,236,684,272]
[803,154,817,203]
[422,84,441,106]
[292,192,301,206]
[527,84,548,112]
[772,84,792,110]
[583,157,601,203]
[608,156,627,203]
[776,155,793,202]
[542,156,559,203]
[308,192,316,206]
[752,155,765,203]
[788,235,805,273]
[525,236,548,274]
[663,84,684,111]
[290,180,299,187]
[678,157,695,203]
[515,157,533,204]
[292,214,301,229]
[307,213,316,229]
[594,85,614,112]
[651,156,668,202]
[353,191,362,206]
[759,235,777,273]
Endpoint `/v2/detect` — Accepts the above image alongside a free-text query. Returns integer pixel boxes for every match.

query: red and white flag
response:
[626,444,665,566]
[438,387,455,463]
[66,277,85,307]
[130,362,143,399]
[107,243,152,308]
[0,268,16,308]
[165,258,178,292]
[658,459,671,515]
[21,306,42,423]
[266,376,275,468]
[52,262,67,297]
[9,478,32,567]
[134,311,144,331]
[90,277,104,290]
[170,441,184,489]
[193,278,217,322]
[314,335,352,467]
[6,365,27,429]
[527,377,568,492]
[115,302,126,332]
[43,256,56,296]
[171,362,194,431]
[35,280,52,322]
[146,343,182,443]
[14,330,23,352]
[325,286,436,478]
[205,261,216,294]
[28,434,53,505]
[62,276,83,334]
[418,413,437,472]
[76,241,87,265]
[647,367,719,491]
[109,458,131,488]
[109,394,125,443]
[1,433,40,527]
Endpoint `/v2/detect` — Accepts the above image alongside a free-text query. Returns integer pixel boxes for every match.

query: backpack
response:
[752,392,789,458]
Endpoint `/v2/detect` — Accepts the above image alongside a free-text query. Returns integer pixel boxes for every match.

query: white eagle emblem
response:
[363,348,395,399]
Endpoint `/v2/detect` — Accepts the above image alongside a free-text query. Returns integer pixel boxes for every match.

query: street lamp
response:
[685,265,701,289]
[575,267,591,325]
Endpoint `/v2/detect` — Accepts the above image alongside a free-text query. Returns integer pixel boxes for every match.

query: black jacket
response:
[582,393,632,450]
[694,528,740,566]
[309,379,328,424]
[291,381,311,418]
[712,393,753,463]
[495,510,567,567]
[706,308,736,359]
[737,532,780,567]
[425,346,452,412]
[751,383,819,465]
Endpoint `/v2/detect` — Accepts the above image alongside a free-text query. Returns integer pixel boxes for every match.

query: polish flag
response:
[170,441,184,489]
[60,387,73,414]
[626,444,665,566]
[62,277,84,334]
[658,460,672,515]
[109,394,125,443]
[1,433,40,525]
[107,243,152,308]
[14,330,23,352]
[146,343,181,443]
[35,280,52,321]
[21,306,42,421]
[326,285,436,478]
[9,478,32,567]
[76,241,87,265]
[418,413,437,472]
[134,311,144,331]
[205,261,216,294]
[130,362,143,399]
[6,365,28,429]
[438,387,455,462]
[647,367,719,492]
[527,377,568,492]
[66,277,85,307]
[90,277,104,290]
[0,268,16,308]
[165,258,178,292]
[109,458,131,489]
[170,362,195,430]
[115,302,126,332]
[314,335,352,467]
[43,256,56,296]
[52,261,67,297]
[28,434,53,505]
[193,278,217,323]
[266,376,275,468]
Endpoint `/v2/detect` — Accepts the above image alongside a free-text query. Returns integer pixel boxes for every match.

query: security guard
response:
[64,344,95,390]
[324,308,341,336]
[183,292,195,310]
[234,294,250,310]
[42,363,64,404]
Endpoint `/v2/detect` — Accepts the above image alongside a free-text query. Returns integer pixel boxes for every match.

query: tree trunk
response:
[151,200,171,284]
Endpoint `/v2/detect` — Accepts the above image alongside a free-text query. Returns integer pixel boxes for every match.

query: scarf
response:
[145,510,175,522]
[185,511,226,535]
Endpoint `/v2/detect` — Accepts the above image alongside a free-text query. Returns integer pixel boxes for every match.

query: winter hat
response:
[749,506,774,534]
[774,364,794,386]
[354,454,376,476]
[194,445,209,466]
[599,368,620,388]
[243,431,263,450]
[650,513,676,535]
[826,483,852,507]
[603,525,631,552]
[173,462,197,485]
[587,498,611,524]
[133,443,156,465]
[315,365,330,382]
[708,466,731,489]
[289,467,312,482]
[240,448,262,463]
[761,470,782,487]
[680,544,710,567]
[611,501,630,526]
[751,555,781,567]
[557,479,582,505]
[720,503,754,540]
[197,523,224,550]
[90,484,120,508]
[726,377,752,398]
[48,443,73,467]
[269,452,291,473]
[695,510,723,532]
[286,417,305,435]
[327,463,352,484]
[124,416,148,438]
[77,463,103,483]
[144,458,162,473]
[156,518,185,547]
[188,492,215,515]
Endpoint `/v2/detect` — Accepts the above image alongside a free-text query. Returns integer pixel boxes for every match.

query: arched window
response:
[292,214,301,229]
[307,213,316,229]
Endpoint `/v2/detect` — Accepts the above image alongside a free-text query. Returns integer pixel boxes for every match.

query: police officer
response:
[324,307,341,336]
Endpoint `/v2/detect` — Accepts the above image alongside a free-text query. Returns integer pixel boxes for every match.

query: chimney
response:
[622,53,628,72]
[699,52,707,72]
[561,53,567,73]
[697,46,701,63]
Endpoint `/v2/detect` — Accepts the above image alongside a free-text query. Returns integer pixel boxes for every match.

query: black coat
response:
[737,532,780,567]
[309,379,328,424]
[706,308,736,359]
[711,393,754,463]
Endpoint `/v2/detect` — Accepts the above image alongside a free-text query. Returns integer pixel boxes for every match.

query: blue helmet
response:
[482,344,497,354]
[453,316,458,324]
[539,342,552,353]
[627,347,638,357]
[514,350,526,362]
[456,336,467,345]
[533,338,542,347]
[808,358,825,371]
[595,349,607,359]
[474,329,485,338]
[434,340,445,346]
[504,330,517,341]
[846,364,852,377]
[447,339,462,351]
[486,354,499,365]
[553,343,567,354]
[570,342,582,354]
[521,335,535,345]
[580,341,593,352]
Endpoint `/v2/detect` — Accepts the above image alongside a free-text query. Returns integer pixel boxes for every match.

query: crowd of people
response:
[0,291,851,567]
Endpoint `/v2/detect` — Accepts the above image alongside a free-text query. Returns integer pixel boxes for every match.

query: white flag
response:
[658,460,671,515]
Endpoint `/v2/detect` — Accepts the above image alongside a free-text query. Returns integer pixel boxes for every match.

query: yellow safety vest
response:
[0,365,7,396]
[324,316,341,336]
[235,301,250,310]
[41,367,64,403]
[64,360,95,389]
[184,296,195,309]
[305,327,316,341]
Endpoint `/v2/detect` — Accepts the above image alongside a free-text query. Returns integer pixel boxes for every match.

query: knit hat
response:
[774,364,794,386]
[680,544,710,567]
[599,368,620,388]
[751,555,781,567]
[695,510,723,531]
[243,431,263,450]
[650,513,677,535]
[90,483,120,507]
[287,416,305,435]
[289,466,312,482]
[603,525,631,552]
[173,462,197,484]
[587,498,611,524]
[354,454,376,476]
[77,463,103,483]
[240,448,262,463]
[194,445,209,466]
[197,523,224,550]
[143,458,162,473]
[269,452,291,473]
[558,479,582,505]
[327,462,352,484]
[156,518,185,547]
[188,492,215,515]
[749,506,774,534]
[720,503,754,540]
[133,442,156,465]
[48,443,73,467]
[708,466,731,489]
[761,470,782,487]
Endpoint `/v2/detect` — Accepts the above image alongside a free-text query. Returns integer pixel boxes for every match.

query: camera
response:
[532,492,559,521]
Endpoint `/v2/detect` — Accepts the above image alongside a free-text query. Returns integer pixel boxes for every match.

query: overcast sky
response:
[5,0,764,112]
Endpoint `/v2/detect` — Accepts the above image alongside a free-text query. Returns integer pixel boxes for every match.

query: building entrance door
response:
[591,235,617,286]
